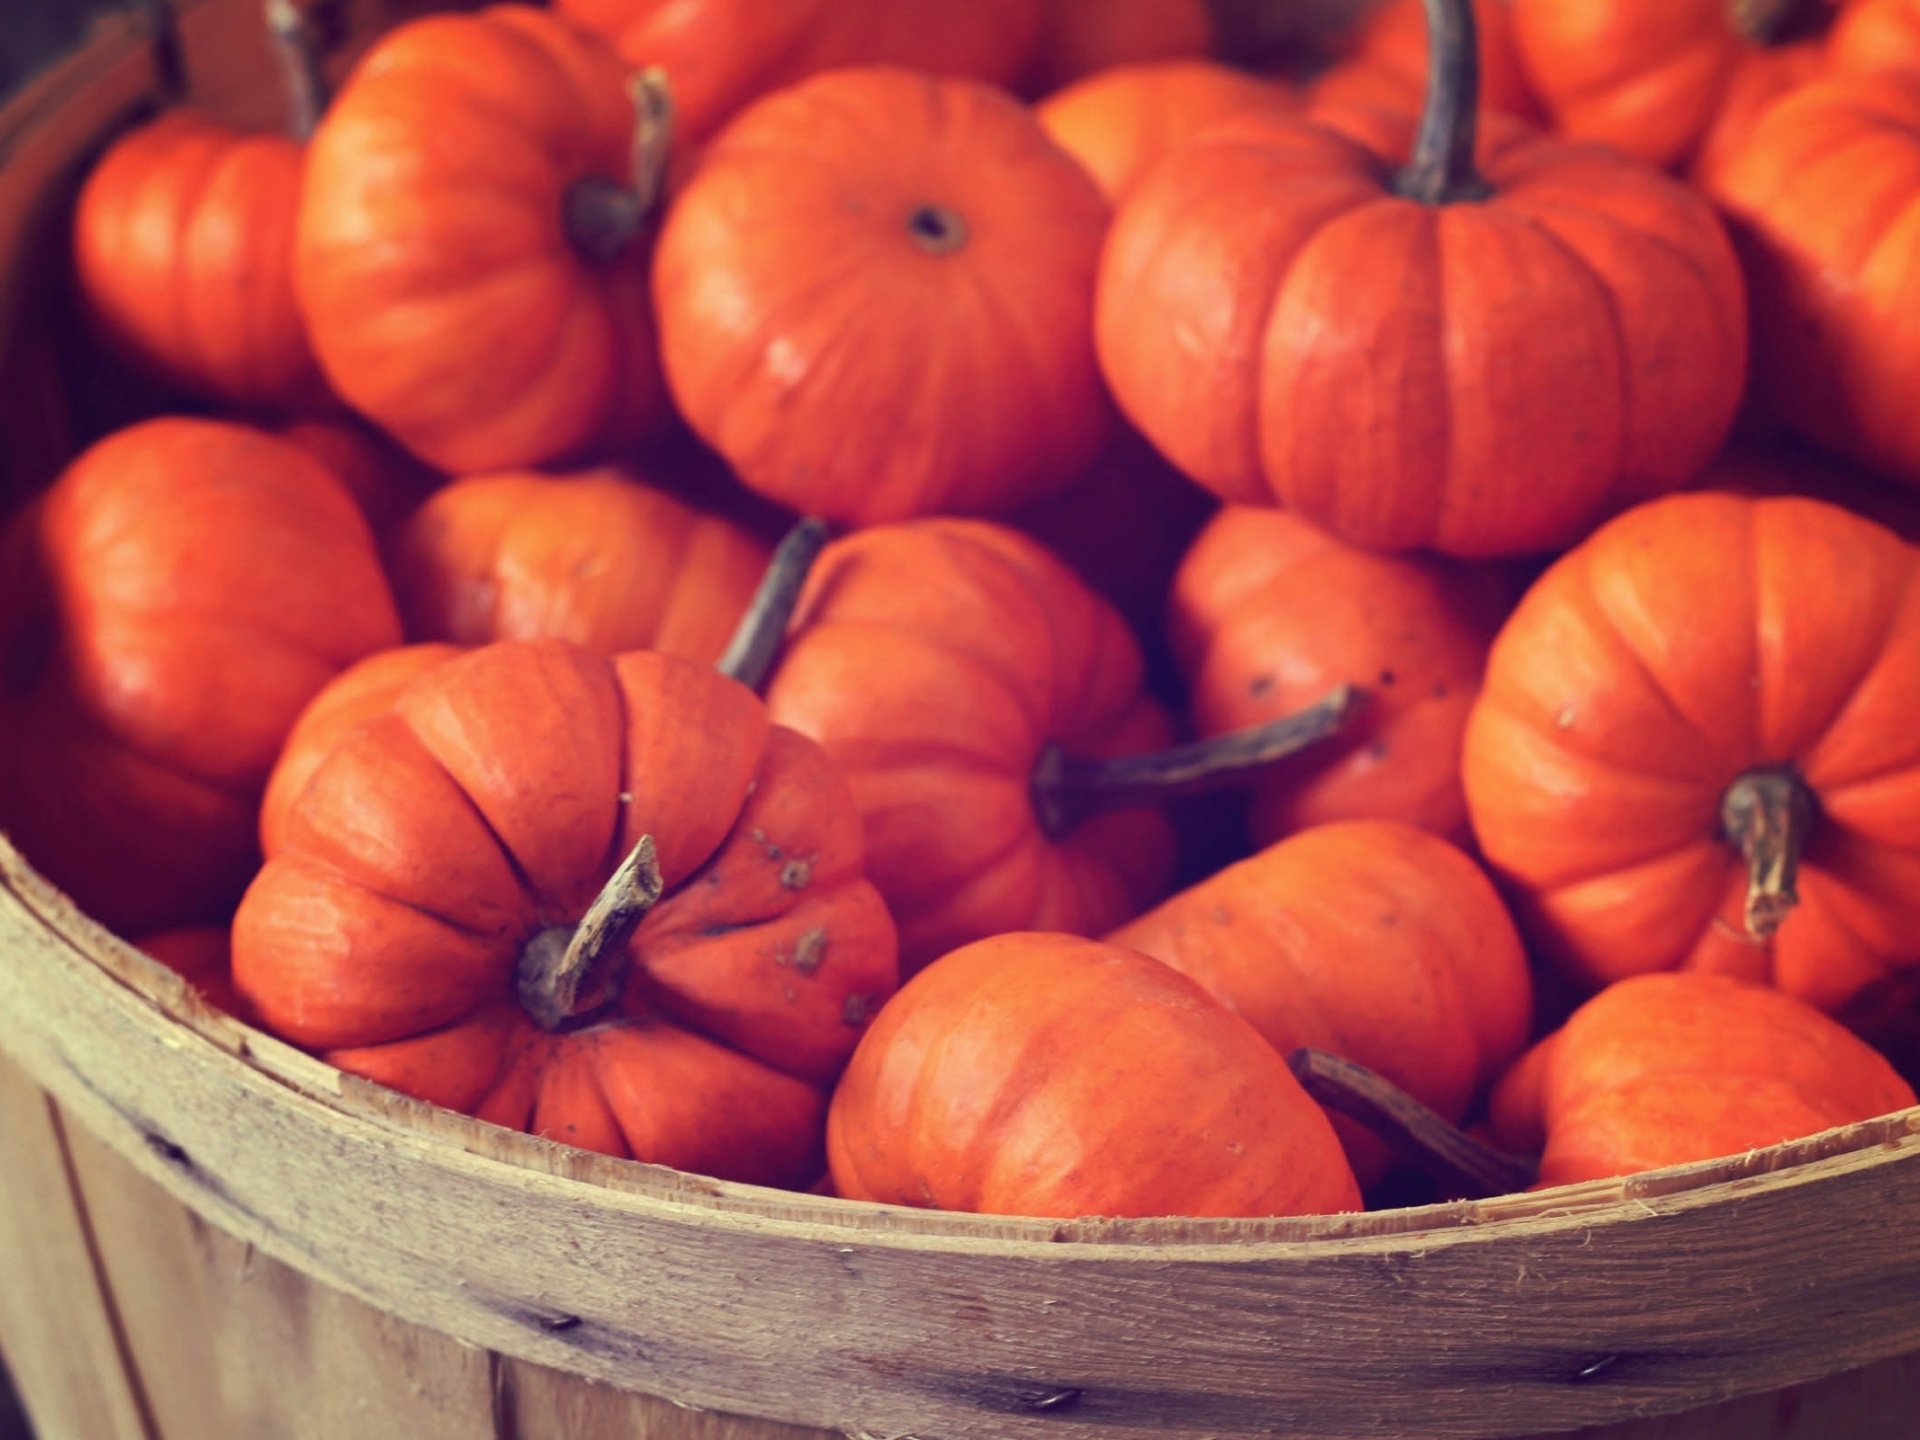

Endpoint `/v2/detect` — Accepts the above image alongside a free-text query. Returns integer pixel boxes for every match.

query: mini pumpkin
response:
[1830,0,1920,77]
[654,67,1113,525]
[1098,0,1748,557]
[826,933,1363,1219]
[1022,0,1215,95]
[1490,972,1915,1187]
[1463,491,1920,1017]
[1311,0,1541,121]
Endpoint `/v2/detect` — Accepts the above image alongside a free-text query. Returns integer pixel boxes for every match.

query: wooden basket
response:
[4,4,1920,1437]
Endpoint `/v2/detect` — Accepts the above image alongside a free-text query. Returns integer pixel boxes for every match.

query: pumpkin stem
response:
[1395,0,1491,205]
[1721,768,1816,941]
[1728,0,1819,44]
[263,0,329,142]
[1030,685,1361,838]
[565,68,675,265]
[516,835,665,1032]
[717,517,831,693]
[1288,1048,1538,1199]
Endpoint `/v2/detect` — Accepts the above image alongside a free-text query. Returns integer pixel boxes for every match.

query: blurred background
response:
[0,0,125,103]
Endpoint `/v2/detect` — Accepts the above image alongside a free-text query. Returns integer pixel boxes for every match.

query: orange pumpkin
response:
[1022,0,1215,95]
[277,415,443,533]
[1170,505,1506,843]
[1098,0,1748,557]
[1311,0,1542,121]
[388,468,770,662]
[551,0,1042,149]
[826,933,1363,1219]
[233,638,898,1180]
[1111,822,1532,1186]
[1036,60,1297,203]
[296,6,670,473]
[1510,0,1838,169]
[1688,40,1825,184]
[1830,0,1920,76]
[654,67,1113,525]
[1490,973,1915,1187]
[1463,491,1920,1016]
[0,418,400,934]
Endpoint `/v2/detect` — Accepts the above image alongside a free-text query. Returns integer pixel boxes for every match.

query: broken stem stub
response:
[1031,684,1361,838]
[717,516,831,693]
[1288,1048,1538,1199]
[1721,768,1816,942]
[565,67,675,265]
[517,834,664,1032]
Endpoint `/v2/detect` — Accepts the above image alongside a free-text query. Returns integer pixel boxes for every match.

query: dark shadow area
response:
[0,1355,31,1440]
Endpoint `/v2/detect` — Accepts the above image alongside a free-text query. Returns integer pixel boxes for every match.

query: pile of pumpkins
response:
[4,0,1920,1222]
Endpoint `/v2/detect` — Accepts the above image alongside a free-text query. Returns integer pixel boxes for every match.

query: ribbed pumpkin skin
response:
[1111,822,1532,1185]
[1687,41,1825,185]
[1170,505,1503,843]
[0,418,400,933]
[1490,972,1916,1187]
[234,641,898,1184]
[552,0,1042,148]
[295,6,667,474]
[1312,0,1542,121]
[1023,0,1215,94]
[654,68,1113,525]
[1702,75,1920,489]
[1097,108,1747,557]
[1463,492,1920,1015]
[827,934,1364,1219]
[1036,60,1296,203]
[74,112,326,411]
[389,469,770,663]
[762,520,1177,975]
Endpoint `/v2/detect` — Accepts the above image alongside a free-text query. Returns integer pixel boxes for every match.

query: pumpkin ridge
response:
[163,138,232,383]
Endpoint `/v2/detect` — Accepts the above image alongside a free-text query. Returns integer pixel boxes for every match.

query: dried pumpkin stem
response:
[1030,684,1361,838]
[1396,0,1491,205]
[517,834,665,1032]
[1288,1048,1538,1199]
[1721,768,1816,942]
[565,68,675,264]
[263,0,329,142]
[716,516,831,693]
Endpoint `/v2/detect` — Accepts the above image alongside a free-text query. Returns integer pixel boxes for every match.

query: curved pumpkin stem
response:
[264,0,329,142]
[1288,1048,1538,1199]
[1030,685,1360,838]
[517,835,665,1032]
[1396,0,1491,206]
[1721,768,1816,941]
[566,68,675,265]
[717,517,831,694]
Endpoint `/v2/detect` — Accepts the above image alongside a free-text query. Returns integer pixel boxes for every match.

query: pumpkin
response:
[388,467,770,663]
[1036,60,1297,203]
[1098,0,1748,558]
[1170,505,1507,843]
[1110,822,1531,1186]
[138,927,244,1018]
[1701,72,1920,489]
[551,0,1042,149]
[71,2,333,411]
[0,418,400,933]
[1688,40,1825,184]
[1510,0,1838,169]
[1022,0,1215,95]
[1490,972,1916,1187]
[1830,0,1920,76]
[277,415,443,533]
[826,933,1363,1219]
[233,635,898,1181]
[1463,490,1920,1017]
[296,5,671,473]
[1310,0,1542,121]
[763,520,1357,973]
[654,67,1113,525]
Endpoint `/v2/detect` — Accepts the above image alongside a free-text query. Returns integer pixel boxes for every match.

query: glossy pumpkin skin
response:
[74,111,327,411]
[389,468,771,663]
[655,68,1113,525]
[827,933,1363,1219]
[1023,0,1215,95]
[1112,822,1531,1185]
[553,0,1041,149]
[296,6,668,474]
[1490,972,1915,1187]
[1097,107,1748,557]
[235,640,898,1181]
[1036,60,1297,203]
[1703,75,1920,489]
[762,520,1177,975]
[1463,491,1920,1016]
[1170,506,1505,843]
[278,416,443,533]
[0,418,400,933]
[1312,0,1542,121]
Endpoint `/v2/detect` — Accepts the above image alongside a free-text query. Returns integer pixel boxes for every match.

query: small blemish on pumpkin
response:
[1431,683,1449,700]
[842,992,879,1026]
[618,791,634,805]
[790,926,829,975]
[1378,669,1397,687]
[1555,707,1575,730]
[751,826,783,860]
[1367,740,1389,760]
[781,858,813,889]
[1250,674,1275,698]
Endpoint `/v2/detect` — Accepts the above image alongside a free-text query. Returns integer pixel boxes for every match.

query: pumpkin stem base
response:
[1721,768,1816,942]
[517,834,665,1032]
[717,517,831,694]
[1288,1048,1538,1199]
[563,69,674,266]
